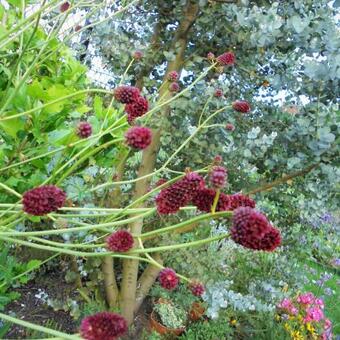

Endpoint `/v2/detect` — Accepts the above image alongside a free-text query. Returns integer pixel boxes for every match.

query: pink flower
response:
[297,292,315,305]
[278,298,298,315]
[290,307,298,315]
[324,318,332,330]
[278,298,293,309]
[304,306,324,323]
[314,298,325,309]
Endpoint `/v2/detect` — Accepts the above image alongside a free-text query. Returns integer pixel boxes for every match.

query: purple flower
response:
[316,279,324,287]
[321,273,332,281]
[324,288,333,296]
[320,212,333,223]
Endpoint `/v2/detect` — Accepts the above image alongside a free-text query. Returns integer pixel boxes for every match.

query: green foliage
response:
[0,243,41,310]
[0,1,339,338]
[179,317,233,340]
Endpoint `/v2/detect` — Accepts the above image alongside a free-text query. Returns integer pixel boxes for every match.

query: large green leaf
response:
[0,118,25,139]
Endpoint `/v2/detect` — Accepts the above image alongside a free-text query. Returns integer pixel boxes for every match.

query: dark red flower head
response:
[106,230,134,252]
[167,71,179,82]
[214,89,223,98]
[229,193,256,210]
[114,86,140,104]
[192,187,231,213]
[232,100,251,113]
[156,172,205,214]
[125,96,149,124]
[232,207,269,238]
[125,126,152,150]
[75,25,82,32]
[207,52,215,60]
[60,2,70,12]
[209,166,227,189]
[169,82,180,92]
[189,281,205,297]
[23,185,66,216]
[255,226,282,251]
[225,123,235,131]
[80,312,128,340]
[230,207,281,251]
[133,50,143,60]
[216,52,235,66]
[159,268,179,290]
[77,122,92,138]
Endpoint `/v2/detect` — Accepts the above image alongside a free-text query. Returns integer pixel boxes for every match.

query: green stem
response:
[55,138,122,185]
[0,121,127,173]
[119,59,135,86]
[131,233,231,254]
[0,89,112,121]
[198,93,213,125]
[0,236,158,262]
[0,209,155,237]
[0,183,22,198]
[211,189,220,214]
[136,63,216,122]
[0,7,65,117]
[30,236,105,249]
[0,0,61,48]
[0,312,81,340]
[140,210,232,239]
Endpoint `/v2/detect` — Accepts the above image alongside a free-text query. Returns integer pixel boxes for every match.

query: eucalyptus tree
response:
[83,0,339,323]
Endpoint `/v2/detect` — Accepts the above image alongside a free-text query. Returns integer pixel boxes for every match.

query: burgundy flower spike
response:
[106,230,134,252]
[22,185,66,216]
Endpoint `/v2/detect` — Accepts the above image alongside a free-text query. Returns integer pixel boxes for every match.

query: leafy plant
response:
[179,318,233,340]
[150,284,198,311]
[154,302,187,329]
[0,243,41,310]
[0,0,338,339]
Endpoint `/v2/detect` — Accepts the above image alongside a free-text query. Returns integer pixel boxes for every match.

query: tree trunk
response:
[120,0,200,325]
[102,151,127,307]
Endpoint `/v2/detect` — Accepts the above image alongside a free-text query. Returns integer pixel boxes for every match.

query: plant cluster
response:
[277,292,332,340]
[0,0,338,339]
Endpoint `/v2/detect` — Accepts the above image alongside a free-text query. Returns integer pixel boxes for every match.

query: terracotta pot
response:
[189,302,205,321]
[150,299,186,336]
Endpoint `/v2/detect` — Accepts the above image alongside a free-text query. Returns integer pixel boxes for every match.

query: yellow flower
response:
[291,330,304,340]
[284,323,291,331]
[306,323,315,333]
[230,319,237,325]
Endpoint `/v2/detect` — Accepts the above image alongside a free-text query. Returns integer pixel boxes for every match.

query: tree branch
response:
[244,163,319,196]
[134,253,163,313]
